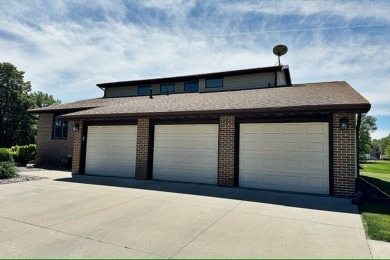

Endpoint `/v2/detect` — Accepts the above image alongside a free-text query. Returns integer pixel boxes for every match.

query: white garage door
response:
[240,123,329,194]
[153,124,218,184]
[85,125,137,178]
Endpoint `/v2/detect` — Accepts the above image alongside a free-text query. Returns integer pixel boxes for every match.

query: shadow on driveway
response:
[54,174,357,214]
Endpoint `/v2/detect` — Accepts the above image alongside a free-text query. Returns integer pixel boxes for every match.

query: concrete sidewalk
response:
[0,170,377,258]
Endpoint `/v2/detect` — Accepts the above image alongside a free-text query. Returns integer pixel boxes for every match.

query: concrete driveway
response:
[0,170,372,258]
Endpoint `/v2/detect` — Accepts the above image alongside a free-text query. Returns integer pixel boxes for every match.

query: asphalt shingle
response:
[28,81,370,119]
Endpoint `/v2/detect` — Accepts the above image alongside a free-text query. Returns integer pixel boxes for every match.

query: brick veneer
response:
[61,112,357,198]
[333,112,356,197]
[35,113,74,166]
[218,115,236,186]
[71,120,83,174]
[135,118,150,179]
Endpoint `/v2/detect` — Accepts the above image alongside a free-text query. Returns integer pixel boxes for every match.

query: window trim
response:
[205,78,223,88]
[160,83,175,93]
[52,116,68,139]
[184,81,199,92]
[138,85,151,95]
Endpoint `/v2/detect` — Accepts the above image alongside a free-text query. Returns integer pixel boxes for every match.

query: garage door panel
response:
[282,175,301,187]
[85,125,137,178]
[240,123,329,194]
[306,141,326,153]
[262,124,280,134]
[307,177,326,190]
[283,124,301,134]
[307,123,326,134]
[153,124,218,184]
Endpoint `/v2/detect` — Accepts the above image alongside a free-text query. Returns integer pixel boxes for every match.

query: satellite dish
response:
[273,44,288,66]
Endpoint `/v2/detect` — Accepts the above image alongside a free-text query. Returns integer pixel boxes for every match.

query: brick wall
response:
[218,115,236,186]
[35,113,74,166]
[71,121,83,174]
[135,118,150,179]
[333,112,356,197]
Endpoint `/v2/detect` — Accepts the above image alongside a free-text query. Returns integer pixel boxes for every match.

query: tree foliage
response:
[373,133,390,157]
[0,62,34,147]
[0,62,61,147]
[30,91,61,109]
[359,114,377,159]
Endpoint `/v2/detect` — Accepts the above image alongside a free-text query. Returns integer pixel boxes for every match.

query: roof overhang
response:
[97,66,288,89]
[60,103,370,120]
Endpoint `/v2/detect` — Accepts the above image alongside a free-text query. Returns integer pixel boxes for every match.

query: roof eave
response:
[60,103,371,120]
[27,107,98,114]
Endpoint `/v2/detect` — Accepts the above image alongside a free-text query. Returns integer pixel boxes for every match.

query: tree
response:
[0,62,61,147]
[386,144,390,157]
[359,114,377,160]
[0,62,34,147]
[30,91,61,109]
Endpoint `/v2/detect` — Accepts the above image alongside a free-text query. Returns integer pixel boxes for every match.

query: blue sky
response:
[1,0,389,139]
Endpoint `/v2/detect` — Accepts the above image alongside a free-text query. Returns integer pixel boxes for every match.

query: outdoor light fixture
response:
[340,117,348,130]
[72,123,80,132]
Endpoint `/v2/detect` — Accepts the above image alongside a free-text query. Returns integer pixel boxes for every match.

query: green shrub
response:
[8,144,36,166]
[0,162,18,179]
[0,148,13,163]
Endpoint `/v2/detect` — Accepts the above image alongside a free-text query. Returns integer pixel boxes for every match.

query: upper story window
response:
[53,117,68,139]
[184,81,199,91]
[160,83,175,93]
[206,78,223,88]
[138,85,150,95]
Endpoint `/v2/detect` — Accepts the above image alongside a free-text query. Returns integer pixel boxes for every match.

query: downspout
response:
[356,112,362,178]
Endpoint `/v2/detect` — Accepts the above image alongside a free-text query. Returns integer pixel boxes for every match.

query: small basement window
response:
[184,81,199,91]
[160,83,175,93]
[53,117,68,139]
[206,78,223,88]
[138,85,150,95]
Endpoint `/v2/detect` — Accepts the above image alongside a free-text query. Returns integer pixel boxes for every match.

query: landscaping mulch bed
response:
[356,177,390,202]
[0,174,46,185]
[0,167,47,185]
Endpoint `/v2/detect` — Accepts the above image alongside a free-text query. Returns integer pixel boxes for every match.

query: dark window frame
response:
[52,116,68,139]
[184,81,199,92]
[205,78,223,88]
[160,83,175,93]
[138,85,151,95]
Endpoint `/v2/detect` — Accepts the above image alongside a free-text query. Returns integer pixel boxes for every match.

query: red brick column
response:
[218,115,236,186]
[333,113,356,197]
[135,118,151,179]
[71,121,83,174]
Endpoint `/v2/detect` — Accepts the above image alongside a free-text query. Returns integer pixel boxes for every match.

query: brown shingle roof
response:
[29,81,370,119]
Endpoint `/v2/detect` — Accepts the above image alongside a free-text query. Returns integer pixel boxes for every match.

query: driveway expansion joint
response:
[169,200,244,259]
[0,216,164,258]
[232,209,364,230]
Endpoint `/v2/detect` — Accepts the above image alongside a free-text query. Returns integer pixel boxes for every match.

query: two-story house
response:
[29,65,370,197]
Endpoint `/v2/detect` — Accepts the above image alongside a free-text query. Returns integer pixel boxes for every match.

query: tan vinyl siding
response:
[105,86,138,97]
[105,72,283,97]
[200,72,276,92]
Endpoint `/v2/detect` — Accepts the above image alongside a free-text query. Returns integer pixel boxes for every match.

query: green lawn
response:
[361,160,390,195]
[359,160,390,242]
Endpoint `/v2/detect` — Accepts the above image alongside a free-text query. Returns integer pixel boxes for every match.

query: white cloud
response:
[220,0,390,23]
[0,0,389,140]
